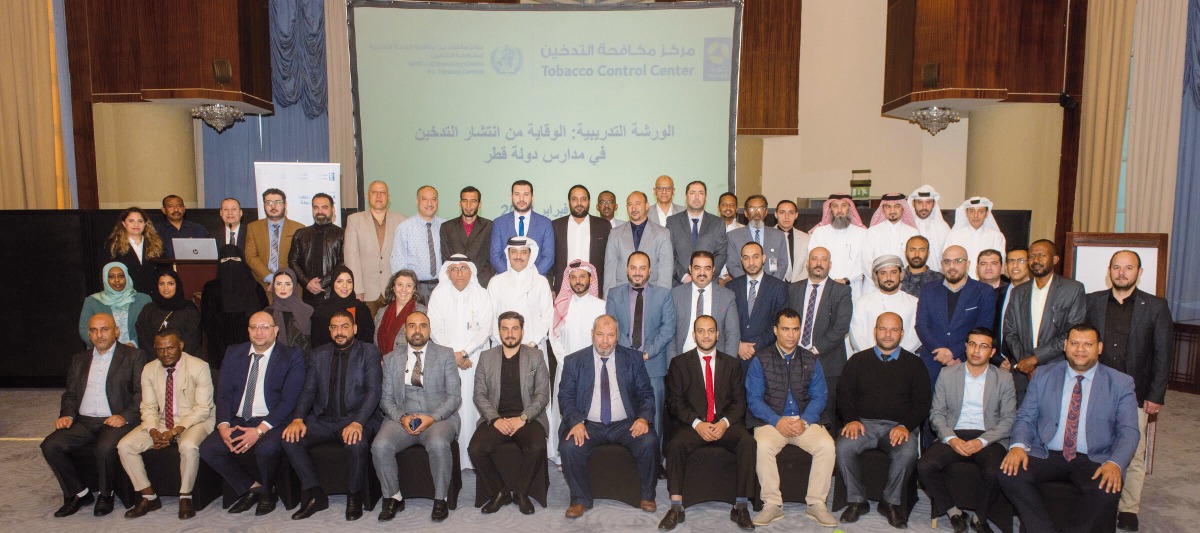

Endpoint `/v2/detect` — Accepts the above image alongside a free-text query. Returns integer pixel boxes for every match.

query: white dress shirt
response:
[953,367,988,437]
[513,210,532,236]
[1030,275,1054,347]
[587,350,628,423]
[225,225,241,246]
[681,283,715,352]
[690,348,730,428]
[798,280,826,351]
[128,237,144,263]
[79,345,116,418]
[236,342,275,424]
[567,216,591,264]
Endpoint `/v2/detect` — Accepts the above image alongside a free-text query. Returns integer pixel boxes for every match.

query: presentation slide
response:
[349,2,741,219]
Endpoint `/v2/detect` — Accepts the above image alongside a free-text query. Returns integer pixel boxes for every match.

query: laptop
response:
[173,238,219,260]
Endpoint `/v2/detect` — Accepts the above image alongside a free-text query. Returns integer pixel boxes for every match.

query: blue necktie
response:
[240,353,264,419]
[519,215,526,236]
[600,357,612,424]
[691,218,699,246]
[268,224,280,273]
[755,228,761,245]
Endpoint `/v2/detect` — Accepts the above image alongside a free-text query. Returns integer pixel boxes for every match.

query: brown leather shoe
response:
[124,496,162,518]
[178,498,195,519]
[640,500,658,513]
[565,504,588,518]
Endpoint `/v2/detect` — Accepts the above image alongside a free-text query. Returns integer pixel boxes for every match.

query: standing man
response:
[945,197,1007,278]
[199,311,306,516]
[862,193,920,273]
[441,186,494,287]
[1085,250,1173,531]
[391,185,445,302]
[728,241,791,364]
[670,251,739,357]
[158,195,211,260]
[651,174,685,226]
[908,185,952,273]
[602,191,673,293]
[787,247,853,425]
[775,199,810,282]
[994,247,1030,366]
[849,255,920,353]
[915,245,996,385]
[488,238,554,353]
[344,181,406,312]
[288,193,345,305]
[1003,239,1086,397]
[808,194,867,293]
[666,181,728,285]
[726,195,789,281]
[219,197,247,250]
[118,330,214,520]
[977,249,1005,289]
[281,311,382,521]
[552,184,611,293]
[719,192,744,232]
[490,180,555,276]
[900,235,944,297]
[246,188,304,293]
[42,313,149,517]
[596,190,624,227]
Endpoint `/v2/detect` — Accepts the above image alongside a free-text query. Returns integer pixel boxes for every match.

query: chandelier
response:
[191,104,245,132]
[909,106,960,136]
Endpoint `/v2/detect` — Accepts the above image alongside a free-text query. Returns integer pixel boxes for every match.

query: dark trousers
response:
[199,416,285,496]
[282,417,375,493]
[559,419,659,507]
[40,416,134,498]
[916,429,1006,521]
[664,424,756,498]
[467,420,547,497]
[997,452,1121,533]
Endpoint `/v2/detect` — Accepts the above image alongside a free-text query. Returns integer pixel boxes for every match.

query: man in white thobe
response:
[848,255,920,353]
[807,193,868,295]
[547,260,605,461]
[944,197,1007,279]
[862,193,920,276]
[908,185,952,273]
[488,237,554,354]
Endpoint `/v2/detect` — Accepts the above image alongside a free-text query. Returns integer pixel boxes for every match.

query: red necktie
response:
[164,367,175,429]
[1062,375,1083,461]
[703,355,715,423]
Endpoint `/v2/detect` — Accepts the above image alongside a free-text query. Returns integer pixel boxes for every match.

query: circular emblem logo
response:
[491,46,523,75]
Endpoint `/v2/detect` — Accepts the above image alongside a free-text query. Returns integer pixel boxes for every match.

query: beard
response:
[830,214,851,230]
[907,255,927,268]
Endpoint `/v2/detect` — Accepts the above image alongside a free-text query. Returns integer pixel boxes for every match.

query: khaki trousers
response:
[1119,407,1150,513]
[118,422,213,493]
[754,423,836,507]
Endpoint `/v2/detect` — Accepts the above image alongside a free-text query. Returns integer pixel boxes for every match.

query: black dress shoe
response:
[878,501,908,529]
[949,512,969,533]
[1117,512,1139,532]
[255,492,277,516]
[291,488,328,520]
[658,508,685,530]
[378,498,404,521]
[732,506,755,529]
[481,491,512,514]
[124,496,162,518]
[345,494,363,521]
[515,493,535,515]
[54,493,94,517]
[93,494,115,516]
[971,514,995,533]
[431,499,449,522]
[657,465,668,480]
[228,491,260,513]
[840,501,869,523]
[178,498,196,520]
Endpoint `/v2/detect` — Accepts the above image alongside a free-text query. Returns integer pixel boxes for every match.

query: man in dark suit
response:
[1084,250,1173,531]
[441,186,495,287]
[218,197,248,250]
[199,311,307,516]
[42,313,150,517]
[787,246,852,426]
[998,324,1140,533]
[727,195,789,280]
[729,241,790,364]
[916,245,997,386]
[559,314,659,519]
[282,310,382,521]
[659,315,757,530]
[490,180,555,276]
[551,184,611,293]
[665,181,728,285]
[670,251,739,357]
[1003,239,1086,398]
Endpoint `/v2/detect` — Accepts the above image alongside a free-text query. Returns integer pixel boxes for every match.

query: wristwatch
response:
[519,413,529,422]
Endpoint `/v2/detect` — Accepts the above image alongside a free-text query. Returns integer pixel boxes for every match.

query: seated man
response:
[836,312,932,529]
[371,311,461,523]
[468,311,551,515]
[118,330,215,520]
[746,308,838,528]
[660,315,757,531]
[559,315,659,519]
[42,313,150,517]
[199,311,306,516]
[998,324,1140,533]
[917,327,1015,533]
[282,310,382,521]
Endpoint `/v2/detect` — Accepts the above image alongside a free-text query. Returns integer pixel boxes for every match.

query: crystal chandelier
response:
[191,104,245,132]
[909,106,960,136]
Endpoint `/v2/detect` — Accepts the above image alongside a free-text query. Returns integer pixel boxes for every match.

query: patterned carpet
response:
[1,388,1196,532]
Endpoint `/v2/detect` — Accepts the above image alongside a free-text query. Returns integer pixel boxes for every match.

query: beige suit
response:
[344,210,405,301]
[244,217,305,292]
[117,353,215,492]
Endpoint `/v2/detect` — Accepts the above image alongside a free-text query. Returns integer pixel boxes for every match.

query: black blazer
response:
[1085,289,1174,405]
[728,274,791,353]
[60,343,151,423]
[292,340,383,426]
[217,225,248,250]
[665,349,746,435]
[551,214,611,293]
[787,279,853,378]
[440,216,495,287]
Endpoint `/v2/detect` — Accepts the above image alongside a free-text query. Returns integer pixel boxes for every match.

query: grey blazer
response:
[930,363,1017,447]
[670,282,740,357]
[603,220,674,295]
[726,225,790,280]
[665,211,729,284]
[650,203,685,226]
[380,341,461,427]
[472,344,551,433]
[1002,274,1086,366]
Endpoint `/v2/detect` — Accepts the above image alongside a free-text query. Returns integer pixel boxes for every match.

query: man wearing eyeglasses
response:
[915,245,996,386]
[245,188,304,294]
[650,175,684,226]
[992,247,1030,368]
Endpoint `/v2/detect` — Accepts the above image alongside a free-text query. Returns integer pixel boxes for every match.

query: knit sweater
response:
[836,347,931,430]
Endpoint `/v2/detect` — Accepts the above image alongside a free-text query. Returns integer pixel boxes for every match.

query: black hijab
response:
[151,268,189,311]
[324,265,357,310]
[217,244,261,313]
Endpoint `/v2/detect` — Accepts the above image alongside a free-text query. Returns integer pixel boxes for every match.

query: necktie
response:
[518,215,526,236]
[696,288,706,316]
[785,229,794,260]
[164,367,175,429]
[631,287,645,350]
[801,284,819,348]
[241,353,264,419]
[1063,375,1083,461]
[268,225,280,273]
[755,228,761,245]
[327,351,345,418]
[600,357,612,424]
[411,350,424,387]
[703,355,715,423]
[425,222,437,277]
[748,280,758,315]
[227,229,234,246]
[691,218,699,246]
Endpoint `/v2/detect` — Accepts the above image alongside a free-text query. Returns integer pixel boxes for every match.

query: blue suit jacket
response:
[557,345,656,438]
[728,274,790,353]
[490,211,555,276]
[292,341,382,426]
[915,278,995,383]
[1010,361,1140,470]
[216,341,306,429]
[606,283,676,378]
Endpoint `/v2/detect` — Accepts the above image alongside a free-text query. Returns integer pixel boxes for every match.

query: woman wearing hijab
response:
[264,267,313,352]
[373,269,426,354]
[310,265,374,348]
[103,207,165,294]
[201,245,268,367]
[134,269,201,353]
[79,262,151,348]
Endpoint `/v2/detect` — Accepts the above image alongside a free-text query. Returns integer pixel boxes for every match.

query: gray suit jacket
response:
[930,363,1017,447]
[380,341,461,427]
[650,203,685,226]
[603,220,674,295]
[666,211,728,284]
[787,279,852,378]
[726,225,790,280]
[670,282,740,357]
[1002,274,1086,366]
[472,344,551,433]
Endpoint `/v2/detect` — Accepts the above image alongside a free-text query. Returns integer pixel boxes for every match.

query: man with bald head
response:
[43,313,151,517]
[602,191,674,293]
[651,175,685,226]
[787,246,852,426]
[345,181,406,312]
[915,245,996,386]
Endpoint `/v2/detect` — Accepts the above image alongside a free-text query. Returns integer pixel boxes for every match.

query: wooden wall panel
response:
[85,0,141,100]
[1005,0,1070,101]
[883,0,916,106]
